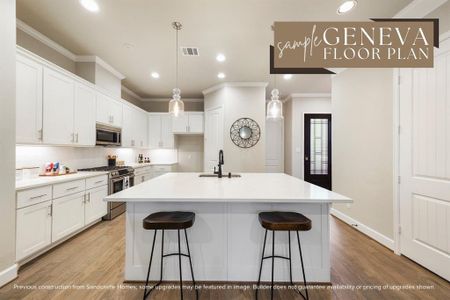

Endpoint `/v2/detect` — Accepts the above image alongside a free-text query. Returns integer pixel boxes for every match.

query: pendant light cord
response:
[175,27,179,88]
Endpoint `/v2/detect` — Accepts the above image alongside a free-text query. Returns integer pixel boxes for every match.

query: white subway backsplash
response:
[16,146,177,170]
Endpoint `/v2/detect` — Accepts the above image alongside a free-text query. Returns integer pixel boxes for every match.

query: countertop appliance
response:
[96,124,121,146]
[78,165,134,220]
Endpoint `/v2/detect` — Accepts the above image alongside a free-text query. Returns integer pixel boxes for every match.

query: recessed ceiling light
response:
[217,72,226,79]
[216,53,226,62]
[283,74,293,80]
[337,0,357,15]
[151,72,160,79]
[80,0,99,13]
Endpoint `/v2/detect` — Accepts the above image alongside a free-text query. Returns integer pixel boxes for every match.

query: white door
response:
[16,54,43,144]
[204,106,224,171]
[148,114,162,148]
[161,114,175,148]
[172,114,188,133]
[188,112,204,133]
[84,186,108,224]
[43,68,75,145]
[74,83,96,146]
[52,192,85,242]
[265,119,284,173]
[399,37,450,281]
[16,201,52,260]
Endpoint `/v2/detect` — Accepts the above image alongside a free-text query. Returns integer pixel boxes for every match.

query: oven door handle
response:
[111,175,135,183]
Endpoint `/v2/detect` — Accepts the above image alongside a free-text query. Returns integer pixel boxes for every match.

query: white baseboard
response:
[0,264,18,287]
[330,208,394,250]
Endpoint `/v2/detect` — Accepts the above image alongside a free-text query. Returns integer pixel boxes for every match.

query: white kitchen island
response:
[105,172,351,283]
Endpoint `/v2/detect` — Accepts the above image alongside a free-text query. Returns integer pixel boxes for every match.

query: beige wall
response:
[284,96,331,179]
[0,0,17,281]
[332,68,394,239]
[176,135,204,172]
[17,28,76,73]
[427,1,450,33]
[141,100,204,112]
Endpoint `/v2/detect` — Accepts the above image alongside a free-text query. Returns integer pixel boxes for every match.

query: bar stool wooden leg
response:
[255,229,267,300]
[296,231,309,300]
[288,231,293,285]
[184,229,199,300]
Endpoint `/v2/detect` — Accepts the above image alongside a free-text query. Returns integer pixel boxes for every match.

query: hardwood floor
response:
[0,214,448,300]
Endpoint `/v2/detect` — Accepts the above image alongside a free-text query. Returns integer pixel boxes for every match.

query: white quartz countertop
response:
[16,171,109,191]
[105,172,352,203]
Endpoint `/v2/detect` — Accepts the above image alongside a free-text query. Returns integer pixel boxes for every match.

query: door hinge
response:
[398,176,401,184]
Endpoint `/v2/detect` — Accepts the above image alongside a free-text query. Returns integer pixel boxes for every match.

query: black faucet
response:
[214,150,224,178]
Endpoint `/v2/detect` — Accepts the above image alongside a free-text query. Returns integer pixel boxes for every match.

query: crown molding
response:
[141,98,204,103]
[202,82,269,96]
[16,19,77,61]
[283,93,332,102]
[75,56,125,80]
[17,19,125,80]
[394,0,447,18]
[121,86,143,101]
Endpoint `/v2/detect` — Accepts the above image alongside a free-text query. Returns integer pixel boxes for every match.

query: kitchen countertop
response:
[16,171,109,191]
[105,172,352,203]
[126,162,178,168]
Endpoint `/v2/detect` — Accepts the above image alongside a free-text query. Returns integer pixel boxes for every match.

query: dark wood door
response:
[304,114,332,190]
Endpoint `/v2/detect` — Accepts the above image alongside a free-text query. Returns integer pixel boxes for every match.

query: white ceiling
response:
[16,0,412,99]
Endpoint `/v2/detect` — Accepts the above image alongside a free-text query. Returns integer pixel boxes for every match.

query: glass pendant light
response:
[168,22,184,117]
[266,76,283,120]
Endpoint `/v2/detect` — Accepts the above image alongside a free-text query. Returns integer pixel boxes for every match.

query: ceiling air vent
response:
[181,47,199,56]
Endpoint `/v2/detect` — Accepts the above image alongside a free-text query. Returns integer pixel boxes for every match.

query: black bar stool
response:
[142,211,199,300]
[255,211,311,300]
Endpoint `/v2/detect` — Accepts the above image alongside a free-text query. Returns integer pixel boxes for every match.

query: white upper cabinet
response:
[148,113,174,149]
[73,83,96,146]
[123,104,148,148]
[96,92,123,128]
[172,112,204,134]
[42,67,75,145]
[16,54,43,144]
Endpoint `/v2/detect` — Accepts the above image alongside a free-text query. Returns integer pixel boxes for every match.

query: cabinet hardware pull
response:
[76,133,79,143]
[47,205,52,216]
[30,194,47,199]
[66,186,78,191]
[71,133,75,142]
[87,193,91,203]
[94,180,104,184]
[38,129,43,141]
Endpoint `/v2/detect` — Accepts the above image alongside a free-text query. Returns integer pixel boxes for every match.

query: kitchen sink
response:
[199,174,241,178]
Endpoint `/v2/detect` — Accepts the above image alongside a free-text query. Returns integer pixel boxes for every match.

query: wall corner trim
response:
[330,208,395,251]
[16,19,126,81]
[394,0,448,18]
[16,18,77,60]
[202,82,269,96]
[0,264,18,288]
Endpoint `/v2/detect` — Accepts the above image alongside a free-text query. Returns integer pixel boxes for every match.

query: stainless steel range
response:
[78,166,134,220]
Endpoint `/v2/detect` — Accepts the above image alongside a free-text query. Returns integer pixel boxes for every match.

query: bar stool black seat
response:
[142,211,198,300]
[256,211,311,300]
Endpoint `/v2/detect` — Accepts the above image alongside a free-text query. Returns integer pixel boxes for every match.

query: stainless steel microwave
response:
[96,124,121,146]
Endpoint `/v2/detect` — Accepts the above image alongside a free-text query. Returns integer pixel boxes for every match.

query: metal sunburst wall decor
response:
[230,118,261,148]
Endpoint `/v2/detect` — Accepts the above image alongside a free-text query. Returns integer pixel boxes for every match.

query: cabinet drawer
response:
[17,185,52,209]
[153,165,172,172]
[53,179,85,199]
[86,175,108,190]
[135,166,151,175]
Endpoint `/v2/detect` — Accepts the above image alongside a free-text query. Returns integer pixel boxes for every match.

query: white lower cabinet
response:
[52,191,85,242]
[16,201,52,261]
[84,186,108,224]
